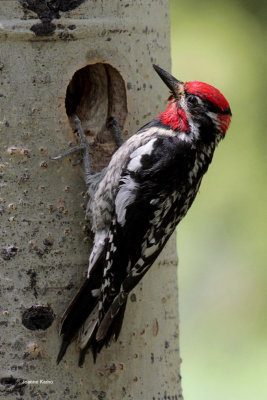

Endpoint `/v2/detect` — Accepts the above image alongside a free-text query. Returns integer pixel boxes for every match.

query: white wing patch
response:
[127,138,157,171]
[115,138,157,226]
[115,176,138,225]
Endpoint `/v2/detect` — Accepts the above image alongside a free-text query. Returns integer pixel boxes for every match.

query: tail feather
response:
[57,278,98,364]
[77,304,99,350]
[77,301,127,366]
[60,279,97,336]
[78,337,101,367]
[78,348,88,367]
[96,291,128,341]
[57,282,128,365]
[57,339,70,364]
[110,301,127,342]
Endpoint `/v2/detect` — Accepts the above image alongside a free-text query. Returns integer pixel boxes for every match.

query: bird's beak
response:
[153,64,183,98]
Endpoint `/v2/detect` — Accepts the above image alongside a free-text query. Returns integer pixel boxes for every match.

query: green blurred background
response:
[169,0,267,399]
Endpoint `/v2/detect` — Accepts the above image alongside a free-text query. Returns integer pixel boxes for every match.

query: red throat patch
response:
[158,102,190,132]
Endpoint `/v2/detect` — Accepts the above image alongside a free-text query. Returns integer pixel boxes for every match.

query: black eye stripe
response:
[186,93,231,115]
[205,101,231,115]
[187,95,199,106]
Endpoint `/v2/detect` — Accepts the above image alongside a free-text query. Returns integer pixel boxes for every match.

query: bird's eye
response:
[187,95,198,106]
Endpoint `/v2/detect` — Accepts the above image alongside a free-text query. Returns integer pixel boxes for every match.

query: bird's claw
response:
[107,117,124,148]
[51,114,91,175]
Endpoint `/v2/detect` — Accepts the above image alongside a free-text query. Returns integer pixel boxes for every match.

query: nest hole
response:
[65,63,127,171]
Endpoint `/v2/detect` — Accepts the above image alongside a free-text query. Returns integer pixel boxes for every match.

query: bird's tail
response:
[57,278,128,365]
[57,278,98,364]
[77,300,127,366]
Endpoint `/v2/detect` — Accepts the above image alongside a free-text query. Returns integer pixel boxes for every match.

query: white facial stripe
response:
[179,119,200,142]
[206,111,220,130]
[177,94,200,142]
[196,97,203,106]
[179,95,189,115]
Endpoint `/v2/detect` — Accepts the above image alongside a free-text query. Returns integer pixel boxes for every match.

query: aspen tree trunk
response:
[0,1,183,399]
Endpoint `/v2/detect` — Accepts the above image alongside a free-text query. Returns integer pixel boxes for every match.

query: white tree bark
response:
[0,1,183,399]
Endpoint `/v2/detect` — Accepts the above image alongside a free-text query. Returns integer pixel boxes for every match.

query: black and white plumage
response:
[55,65,232,365]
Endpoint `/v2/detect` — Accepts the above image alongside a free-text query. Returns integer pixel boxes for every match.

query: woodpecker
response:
[53,65,232,365]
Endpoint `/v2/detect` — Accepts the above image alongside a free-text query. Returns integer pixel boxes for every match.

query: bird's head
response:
[153,64,232,143]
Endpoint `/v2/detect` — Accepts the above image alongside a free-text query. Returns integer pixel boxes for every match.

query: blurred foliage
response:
[169,0,267,399]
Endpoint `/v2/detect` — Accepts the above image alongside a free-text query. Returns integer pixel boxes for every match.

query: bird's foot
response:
[51,114,92,176]
[107,117,124,148]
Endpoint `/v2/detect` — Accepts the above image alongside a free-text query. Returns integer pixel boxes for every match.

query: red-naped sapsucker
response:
[53,65,232,365]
